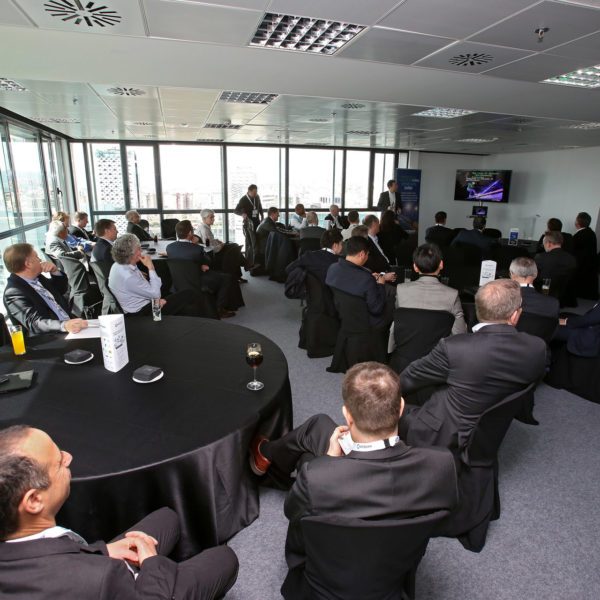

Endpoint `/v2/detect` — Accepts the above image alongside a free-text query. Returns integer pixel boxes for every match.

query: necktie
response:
[29,278,70,321]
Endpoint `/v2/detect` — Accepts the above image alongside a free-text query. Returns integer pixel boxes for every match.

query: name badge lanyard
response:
[247,194,258,219]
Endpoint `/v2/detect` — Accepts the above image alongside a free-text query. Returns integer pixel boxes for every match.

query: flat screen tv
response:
[455,170,511,203]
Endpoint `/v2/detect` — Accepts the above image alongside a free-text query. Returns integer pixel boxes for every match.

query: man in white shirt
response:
[289,203,307,231]
[342,210,360,241]
[108,233,204,317]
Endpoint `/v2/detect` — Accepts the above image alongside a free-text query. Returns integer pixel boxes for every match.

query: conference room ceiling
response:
[1,0,600,154]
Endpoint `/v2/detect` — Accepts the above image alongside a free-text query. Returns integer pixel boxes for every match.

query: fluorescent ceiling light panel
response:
[250,13,364,55]
[457,137,499,143]
[412,107,477,118]
[0,77,26,92]
[220,91,278,104]
[542,65,600,88]
[565,122,600,129]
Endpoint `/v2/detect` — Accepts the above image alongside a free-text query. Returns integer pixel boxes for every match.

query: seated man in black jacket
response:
[256,207,298,257]
[125,210,152,242]
[3,243,87,334]
[92,219,118,264]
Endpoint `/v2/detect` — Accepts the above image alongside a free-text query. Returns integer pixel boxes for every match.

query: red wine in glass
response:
[246,343,264,390]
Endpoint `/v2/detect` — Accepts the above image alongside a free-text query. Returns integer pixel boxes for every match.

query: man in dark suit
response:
[425,211,456,247]
[3,243,87,335]
[68,211,97,241]
[91,218,118,264]
[535,230,577,283]
[377,179,401,218]
[535,217,573,254]
[287,229,342,285]
[399,279,546,451]
[125,210,152,241]
[362,214,399,280]
[451,216,495,259]
[299,211,326,241]
[572,211,599,300]
[325,236,392,328]
[256,207,298,256]
[249,362,458,573]
[323,204,349,231]
[555,302,600,357]
[509,256,559,318]
[0,425,238,600]
[166,220,235,318]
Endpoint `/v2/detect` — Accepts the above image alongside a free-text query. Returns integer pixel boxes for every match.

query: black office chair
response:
[0,313,10,347]
[492,244,529,273]
[483,228,502,239]
[160,218,179,240]
[388,308,454,374]
[281,511,450,600]
[90,261,123,315]
[298,237,321,256]
[327,289,387,374]
[453,241,483,267]
[439,382,537,552]
[59,256,102,319]
[299,273,339,358]
[546,345,600,404]
[549,268,577,308]
[516,312,558,344]
[165,259,219,319]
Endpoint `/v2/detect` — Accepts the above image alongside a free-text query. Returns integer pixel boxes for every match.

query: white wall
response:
[414,146,600,247]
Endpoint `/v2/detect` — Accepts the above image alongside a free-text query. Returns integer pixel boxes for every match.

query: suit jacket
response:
[3,272,73,334]
[562,302,600,357]
[46,236,84,260]
[325,259,387,327]
[534,247,577,281]
[376,190,401,214]
[68,225,96,241]
[92,238,114,264]
[286,250,339,286]
[451,228,495,257]
[520,285,559,318]
[536,232,573,254]
[256,217,295,255]
[127,221,152,242]
[0,536,177,600]
[234,194,263,230]
[425,224,456,248]
[165,240,211,265]
[572,227,599,299]
[400,324,546,451]
[365,237,391,274]
[323,214,349,230]
[395,275,467,335]
[284,441,458,570]
[299,225,326,241]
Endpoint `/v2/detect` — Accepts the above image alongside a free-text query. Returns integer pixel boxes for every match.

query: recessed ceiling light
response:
[308,118,329,123]
[0,77,26,92]
[250,13,364,55]
[456,137,499,143]
[125,121,156,126]
[44,0,122,27]
[341,103,365,110]
[413,107,477,118]
[564,122,600,129]
[32,117,81,124]
[542,64,600,88]
[204,123,242,130]
[220,91,278,104]
[107,87,146,96]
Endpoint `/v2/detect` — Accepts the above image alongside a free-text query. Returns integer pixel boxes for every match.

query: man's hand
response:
[40,261,59,275]
[387,206,394,211]
[159,299,167,308]
[64,319,87,334]
[201,264,210,272]
[384,272,396,282]
[242,213,248,220]
[107,532,158,567]
[559,318,567,326]
[139,254,155,271]
[375,274,386,286]
[76,245,85,252]
[326,425,350,457]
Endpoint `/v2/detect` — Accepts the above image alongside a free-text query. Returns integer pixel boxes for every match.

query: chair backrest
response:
[41,247,60,269]
[0,312,9,346]
[453,242,483,267]
[548,267,576,307]
[59,257,102,318]
[483,228,502,239]
[492,244,529,271]
[299,237,321,255]
[160,218,179,240]
[331,288,371,333]
[90,261,123,314]
[460,381,537,467]
[392,308,454,368]
[516,312,558,344]
[165,258,204,293]
[298,511,450,600]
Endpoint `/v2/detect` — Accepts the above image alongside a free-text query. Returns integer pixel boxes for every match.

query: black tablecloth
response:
[0,317,292,558]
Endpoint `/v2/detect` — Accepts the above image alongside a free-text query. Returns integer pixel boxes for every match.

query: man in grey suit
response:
[399,279,546,451]
[395,243,467,336]
[299,211,326,240]
[45,220,85,260]
[509,256,559,319]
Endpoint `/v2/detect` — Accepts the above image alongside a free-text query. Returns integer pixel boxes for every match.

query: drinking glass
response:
[7,323,26,356]
[152,298,162,321]
[542,279,551,295]
[246,342,264,391]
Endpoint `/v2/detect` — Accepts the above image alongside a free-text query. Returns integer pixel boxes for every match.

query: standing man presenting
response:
[377,179,401,218]
[234,184,263,266]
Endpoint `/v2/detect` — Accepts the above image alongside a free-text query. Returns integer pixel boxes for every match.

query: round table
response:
[0,316,292,558]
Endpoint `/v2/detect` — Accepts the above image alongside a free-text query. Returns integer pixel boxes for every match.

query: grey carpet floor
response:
[224,276,600,600]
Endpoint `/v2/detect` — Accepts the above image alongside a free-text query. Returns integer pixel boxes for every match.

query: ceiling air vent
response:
[126,121,156,126]
[0,78,26,92]
[346,130,378,136]
[308,118,329,123]
[448,52,494,67]
[341,103,365,110]
[32,117,81,124]
[204,123,242,130]
[107,87,146,96]
[44,0,122,27]
[220,91,278,104]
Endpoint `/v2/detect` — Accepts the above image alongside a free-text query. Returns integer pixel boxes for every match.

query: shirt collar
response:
[472,322,496,332]
[6,526,75,543]
[100,237,114,245]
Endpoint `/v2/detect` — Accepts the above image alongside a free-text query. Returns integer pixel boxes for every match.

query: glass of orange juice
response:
[7,323,26,356]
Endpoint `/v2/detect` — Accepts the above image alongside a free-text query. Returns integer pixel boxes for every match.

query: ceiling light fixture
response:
[564,122,600,129]
[412,107,477,118]
[32,117,81,124]
[204,123,242,129]
[346,130,378,135]
[534,27,549,43]
[220,91,278,104]
[341,103,365,110]
[250,13,364,55]
[542,64,600,88]
[0,77,26,92]
[456,137,499,143]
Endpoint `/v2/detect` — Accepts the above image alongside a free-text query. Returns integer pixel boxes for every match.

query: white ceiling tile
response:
[339,28,454,65]
[0,1,33,26]
[416,41,533,73]
[482,52,590,81]
[471,0,600,51]
[143,0,261,44]
[178,0,269,9]
[15,0,146,35]
[379,0,537,38]
[546,30,600,62]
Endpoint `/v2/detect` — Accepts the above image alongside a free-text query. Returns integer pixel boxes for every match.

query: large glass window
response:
[9,125,49,226]
[0,124,18,233]
[90,143,125,212]
[71,143,91,214]
[160,145,222,211]
[345,150,370,208]
[372,152,396,206]
[126,146,157,210]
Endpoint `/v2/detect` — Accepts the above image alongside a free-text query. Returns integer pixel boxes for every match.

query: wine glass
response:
[246,342,264,391]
